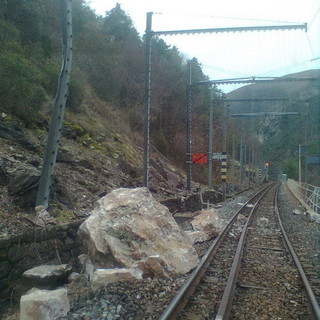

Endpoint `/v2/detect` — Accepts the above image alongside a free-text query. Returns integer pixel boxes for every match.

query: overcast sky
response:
[85,0,320,92]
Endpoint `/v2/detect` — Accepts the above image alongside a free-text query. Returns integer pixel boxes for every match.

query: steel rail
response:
[214,182,276,320]
[159,182,274,320]
[274,186,320,320]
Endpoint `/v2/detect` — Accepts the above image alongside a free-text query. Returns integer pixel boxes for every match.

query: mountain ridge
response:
[226,69,320,183]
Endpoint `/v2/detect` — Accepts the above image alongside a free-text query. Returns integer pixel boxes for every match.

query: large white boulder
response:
[191,209,222,239]
[20,288,69,320]
[78,187,198,276]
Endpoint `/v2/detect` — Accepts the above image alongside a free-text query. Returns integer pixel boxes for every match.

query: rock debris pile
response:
[18,187,225,320]
[59,277,185,320]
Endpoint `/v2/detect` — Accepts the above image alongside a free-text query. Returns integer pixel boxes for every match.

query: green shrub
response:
[0,51,47,126]
[283,158,299,180]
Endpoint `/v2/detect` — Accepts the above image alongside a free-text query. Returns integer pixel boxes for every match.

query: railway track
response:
[159,182,320,320]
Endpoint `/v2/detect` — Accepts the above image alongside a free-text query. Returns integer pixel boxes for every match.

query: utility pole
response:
[240,139,243,186]
[251,149,254,184]
[36,0,73,209]
[231,135,235,194]
[299,144,302,185]
[244,144,247,187]
[208,87,214,188]
[252,149,256,184]
[304,110,308,184]
[248,146,251,187]
[143,12,153,188]
[222,101,228,200]
[186,61,193,191]
[253,152,258,183]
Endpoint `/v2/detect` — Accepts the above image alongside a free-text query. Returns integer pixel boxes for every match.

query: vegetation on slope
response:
[0,1,223,171]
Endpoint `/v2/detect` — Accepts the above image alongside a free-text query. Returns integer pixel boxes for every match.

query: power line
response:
[309,6,320,29]
[256,57,320,77]
[155,11,302,25]
[205,16,301,25]
[203,64,252,77]
[306,34,320,68]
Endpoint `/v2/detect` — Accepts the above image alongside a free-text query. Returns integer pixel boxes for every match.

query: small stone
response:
[257,217,269,228]
[236,214,247,224]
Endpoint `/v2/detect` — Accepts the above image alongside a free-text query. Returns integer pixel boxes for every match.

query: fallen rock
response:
[78,187,198,276]
[236,214,247,225]
[136,255,172,278]
[305,211,320,223]
[78,254,95,280]
[201,190,222,206]
[8,168,40,207]
[20,288,69,320]
[34,205,55,226]
[22,264,72,289]
[166,171,182,188]
[257,217,269,228]
[0,159,8,186]
[184,193,202,212]
[160,197,183,213]
[0,119,37,150]
[191,209,222,239]
[92,268,143,291]
[68,272,89,286]
[185,230,210,244]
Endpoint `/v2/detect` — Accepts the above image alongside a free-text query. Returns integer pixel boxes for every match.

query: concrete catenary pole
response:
[143,12,153,188]
[231,135,235,194]
[222,101,228,200]
[186,61,193,191]
[208,88,214,188]
[240,139,243,185]
[244,144,247,187]
[36,0,73,209]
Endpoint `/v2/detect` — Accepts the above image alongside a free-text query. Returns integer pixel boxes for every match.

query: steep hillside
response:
[0,0,218,187]
[0,85,194,238]
[227,70,320,183]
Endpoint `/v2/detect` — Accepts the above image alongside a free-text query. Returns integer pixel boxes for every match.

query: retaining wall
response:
[0,220,84,305]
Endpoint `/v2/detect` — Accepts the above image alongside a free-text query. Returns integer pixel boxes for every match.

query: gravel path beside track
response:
[278,182,320,304]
